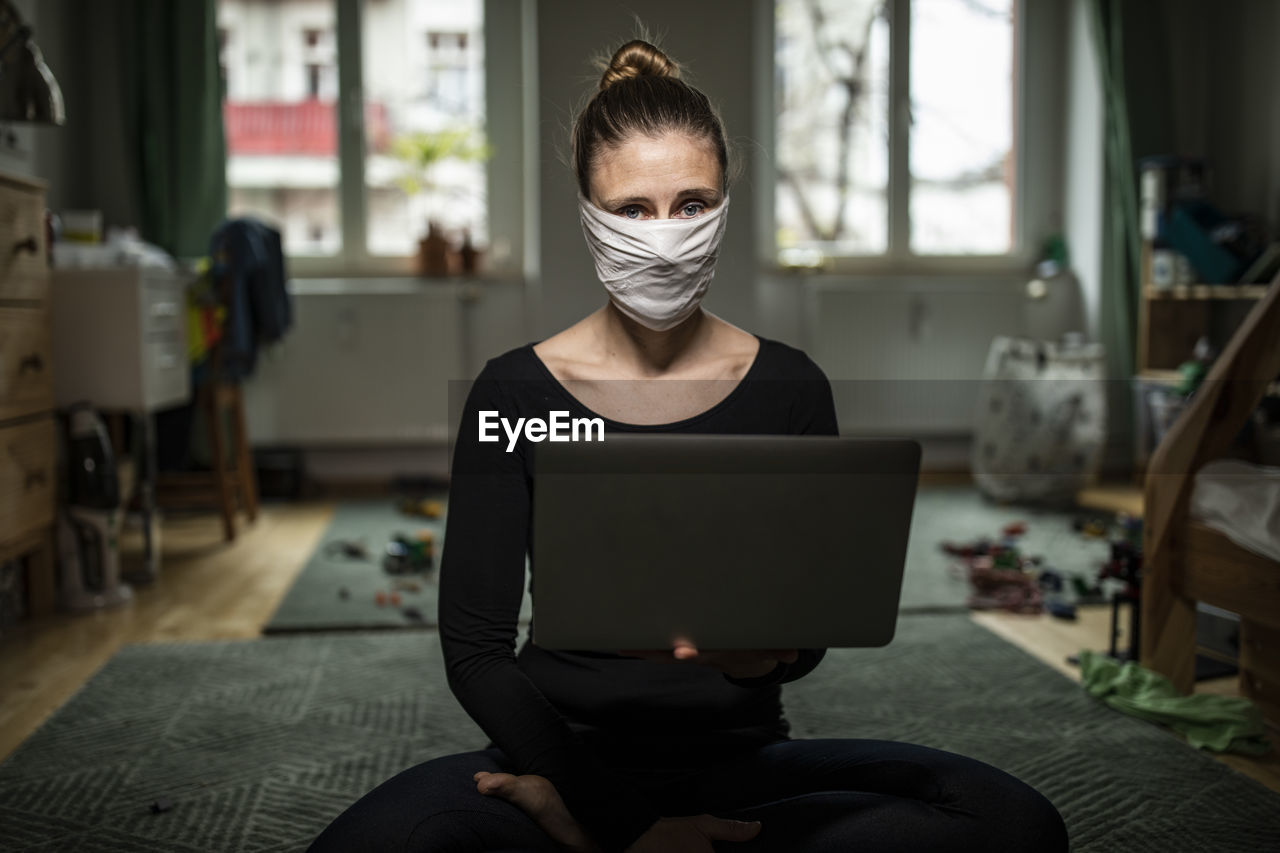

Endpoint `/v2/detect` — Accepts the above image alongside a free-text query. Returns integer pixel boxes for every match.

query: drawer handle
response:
[6,445,47,491]
[13,236,38,256]
[18,352,44,374]
[150,301,180,318]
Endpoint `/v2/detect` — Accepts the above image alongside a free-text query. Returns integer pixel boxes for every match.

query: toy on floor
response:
[1072,516,1110,539]
[383,530,436,574]
[941,522,1045,615]
[1065,520,1152,671]
[1097,538,1144,662]
[942,517,1125,617]
[1070,574,1108,605]
[399,497,444,519]
[324,539,371,560]
[1046,599,1078,620]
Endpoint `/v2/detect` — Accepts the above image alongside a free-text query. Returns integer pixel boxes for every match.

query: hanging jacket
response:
[207,217,292,381]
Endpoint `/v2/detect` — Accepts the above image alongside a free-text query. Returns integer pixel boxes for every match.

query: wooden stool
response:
[157,380,258,543]
[155,266,259,543]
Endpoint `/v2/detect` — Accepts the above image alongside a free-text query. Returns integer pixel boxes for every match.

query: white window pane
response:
[909,0,1015,255]
[776,0,890,257]
[363,0,487,258]
[219,0,342,256]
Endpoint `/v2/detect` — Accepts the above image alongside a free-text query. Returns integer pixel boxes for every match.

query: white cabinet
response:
[49,267,192,412]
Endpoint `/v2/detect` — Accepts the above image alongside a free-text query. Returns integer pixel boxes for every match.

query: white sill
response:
[285,274,526,295]
[767,254,1036,279]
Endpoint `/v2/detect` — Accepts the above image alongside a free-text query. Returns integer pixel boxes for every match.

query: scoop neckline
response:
[525,334,767,431]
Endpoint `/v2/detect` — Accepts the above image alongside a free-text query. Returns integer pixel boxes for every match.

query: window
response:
[364,7,486,258]
[218,0,490,274]
[425,31,472,115]
[775,0,1021,267]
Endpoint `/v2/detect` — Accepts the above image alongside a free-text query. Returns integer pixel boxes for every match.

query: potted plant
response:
[391,127,491,276]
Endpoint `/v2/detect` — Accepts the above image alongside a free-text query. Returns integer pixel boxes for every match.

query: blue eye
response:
[620,206,642,219]
[680,202,706,218]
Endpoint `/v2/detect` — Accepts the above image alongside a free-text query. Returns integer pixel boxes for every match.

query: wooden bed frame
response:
[1142,273,1280,729]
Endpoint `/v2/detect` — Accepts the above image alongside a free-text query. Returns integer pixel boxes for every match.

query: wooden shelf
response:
[1144,283,1271,300]
[1136,369,1183,387]
[1137,369,1280,398]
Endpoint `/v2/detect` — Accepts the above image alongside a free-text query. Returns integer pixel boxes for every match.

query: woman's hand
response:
[475,771,762,853]
[620,639,798,680]
[624,815,762,852]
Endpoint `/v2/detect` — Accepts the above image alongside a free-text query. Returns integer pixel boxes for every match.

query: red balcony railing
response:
[224,100,390,156]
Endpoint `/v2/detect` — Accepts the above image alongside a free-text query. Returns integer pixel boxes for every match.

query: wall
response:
[1062,0,1104,347]
[1117,0,1280,236]
[29,0,139,229]
[532,0,759,339]
[1203,0,1280,234]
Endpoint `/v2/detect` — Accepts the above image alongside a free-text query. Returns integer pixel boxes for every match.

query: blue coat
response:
[207,217,292,381]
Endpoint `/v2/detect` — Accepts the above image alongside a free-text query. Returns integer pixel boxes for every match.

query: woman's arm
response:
[717,356,839,688]
[439,368,661,852]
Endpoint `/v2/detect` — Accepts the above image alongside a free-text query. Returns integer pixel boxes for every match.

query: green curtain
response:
[1088,0,1139,376]
[1087,0,1182,468]
[121,1,227,259]
[1086,0,1143,465]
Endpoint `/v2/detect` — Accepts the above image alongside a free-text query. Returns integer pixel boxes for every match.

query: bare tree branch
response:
[797,0,885,242]
[779,166,833,242]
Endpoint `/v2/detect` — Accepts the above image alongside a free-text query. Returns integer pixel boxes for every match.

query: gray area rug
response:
[265,487,1110,632]
[2,616,1276,852]
[262,500,532,633]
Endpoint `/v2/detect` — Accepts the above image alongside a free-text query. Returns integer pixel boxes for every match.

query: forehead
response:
[590,132,721,202]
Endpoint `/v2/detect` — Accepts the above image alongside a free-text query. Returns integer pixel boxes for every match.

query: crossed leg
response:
[308,748,560,853]
[633,738,1068,853]
[309,738,1068,853]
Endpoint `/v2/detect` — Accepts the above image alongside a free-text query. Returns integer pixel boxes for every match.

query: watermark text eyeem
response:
[479,411,605,452]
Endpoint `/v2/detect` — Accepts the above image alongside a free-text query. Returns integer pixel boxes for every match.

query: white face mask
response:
[578,194,730,332]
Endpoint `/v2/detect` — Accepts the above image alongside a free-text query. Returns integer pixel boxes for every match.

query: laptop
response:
[530,435,920,650]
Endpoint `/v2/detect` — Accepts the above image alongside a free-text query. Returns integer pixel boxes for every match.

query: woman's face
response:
[589,131,723,221]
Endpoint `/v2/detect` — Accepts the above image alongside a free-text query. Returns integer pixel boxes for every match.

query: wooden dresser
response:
[0,171,57,618]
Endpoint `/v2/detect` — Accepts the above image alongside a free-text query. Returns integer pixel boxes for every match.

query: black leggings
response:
[309,737,1068,852]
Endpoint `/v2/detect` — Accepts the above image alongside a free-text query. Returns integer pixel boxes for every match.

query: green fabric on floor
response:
[1078,649,1271,755]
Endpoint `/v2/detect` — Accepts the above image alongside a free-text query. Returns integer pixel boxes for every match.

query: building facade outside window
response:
[217,0,487,270]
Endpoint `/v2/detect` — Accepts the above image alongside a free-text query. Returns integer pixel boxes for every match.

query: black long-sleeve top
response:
[438,335,839,852]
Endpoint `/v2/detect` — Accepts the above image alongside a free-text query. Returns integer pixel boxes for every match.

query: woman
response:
[310,39,1069,853]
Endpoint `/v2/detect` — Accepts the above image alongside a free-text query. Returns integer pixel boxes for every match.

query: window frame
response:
[227,0,523,279]
[759,0,1061,277]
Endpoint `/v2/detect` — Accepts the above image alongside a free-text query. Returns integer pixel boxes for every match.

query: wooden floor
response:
[2,492,1277,796]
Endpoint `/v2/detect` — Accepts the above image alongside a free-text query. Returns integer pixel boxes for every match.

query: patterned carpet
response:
[261,500,526,633]
[2,616,1277,851]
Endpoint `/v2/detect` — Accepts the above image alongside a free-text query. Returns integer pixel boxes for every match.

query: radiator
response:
[242,281,469,445]
[804,278,1031,435]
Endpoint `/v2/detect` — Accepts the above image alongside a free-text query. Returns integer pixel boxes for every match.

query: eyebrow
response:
[599,187,723,211]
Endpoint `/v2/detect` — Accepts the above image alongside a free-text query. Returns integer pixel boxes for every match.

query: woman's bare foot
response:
[474,771,602,852]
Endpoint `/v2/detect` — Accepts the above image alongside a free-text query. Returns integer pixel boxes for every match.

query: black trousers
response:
[309,736,1069,852]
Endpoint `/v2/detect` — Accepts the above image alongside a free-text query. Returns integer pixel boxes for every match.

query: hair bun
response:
[599,39,679,91]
